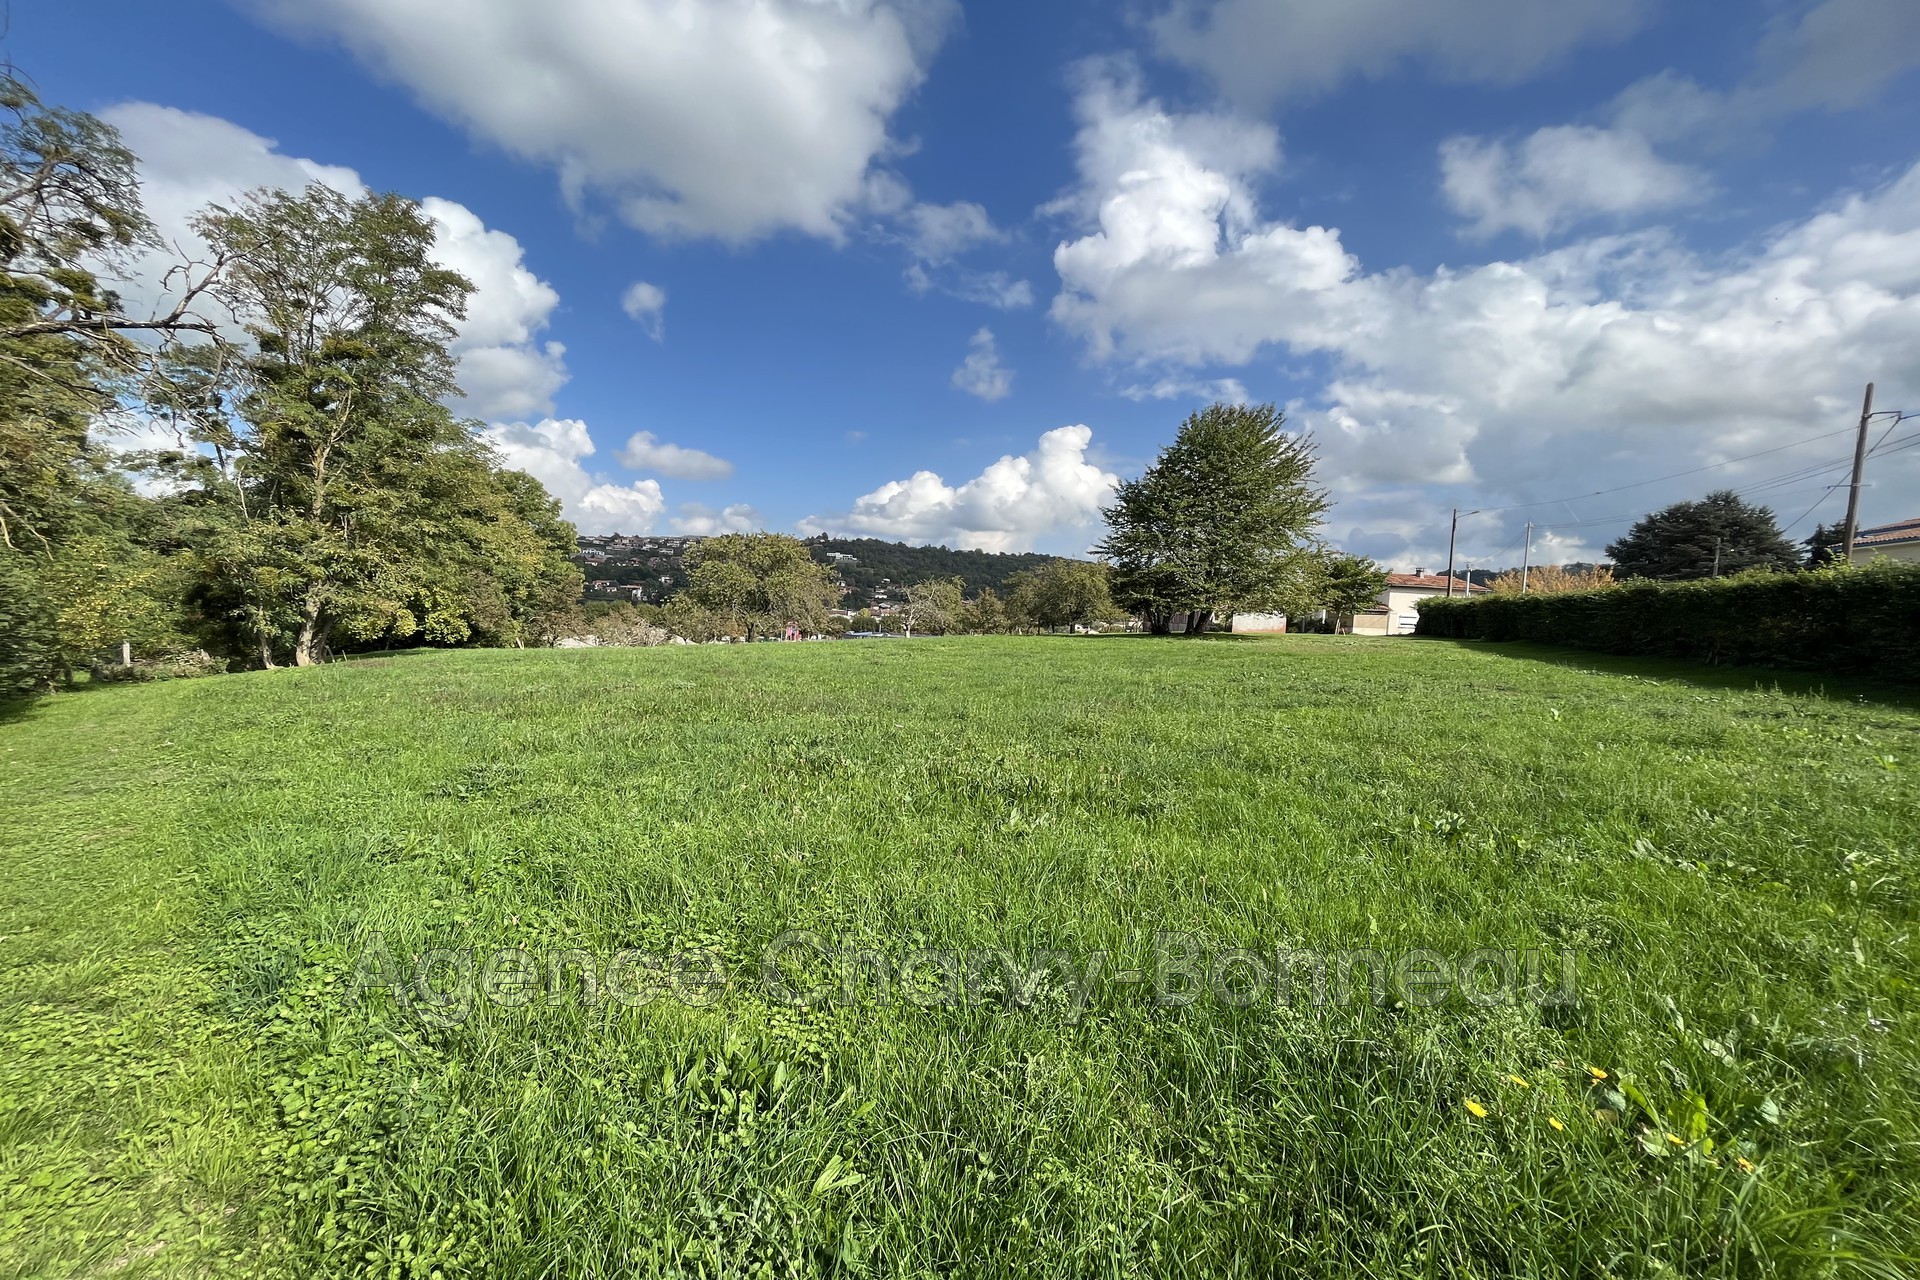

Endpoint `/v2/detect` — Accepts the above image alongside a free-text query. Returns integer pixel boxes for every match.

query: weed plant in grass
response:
[2,636,1917,1277]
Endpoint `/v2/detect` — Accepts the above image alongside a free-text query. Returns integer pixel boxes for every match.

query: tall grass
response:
[2,636,1916,1277]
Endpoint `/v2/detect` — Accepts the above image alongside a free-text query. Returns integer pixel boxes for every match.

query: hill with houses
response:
[574,533,1071,608]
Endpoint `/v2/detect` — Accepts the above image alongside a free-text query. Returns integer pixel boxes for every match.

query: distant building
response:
[1850,516,1920,564]
[1356,570,1488,635]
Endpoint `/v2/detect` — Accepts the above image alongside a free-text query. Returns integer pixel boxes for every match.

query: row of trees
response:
[586,540,1134,641]
[1,77,582,694]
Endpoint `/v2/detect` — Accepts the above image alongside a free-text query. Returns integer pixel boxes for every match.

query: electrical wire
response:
[1462,424,1861,514]
[1449,408,1909,563]
[1778,486,1844,538]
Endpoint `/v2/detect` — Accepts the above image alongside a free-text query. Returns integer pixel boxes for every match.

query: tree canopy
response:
[1007,560,1120,632]
[685,533,840,640]
[1605,491,1801,581]
[0,74,585,694]
[1316,552,1388,632]
[1804,522,1846,569]
[1098,402,1328,634]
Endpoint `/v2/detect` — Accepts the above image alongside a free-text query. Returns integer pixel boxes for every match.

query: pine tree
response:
[1605,490,1801,581]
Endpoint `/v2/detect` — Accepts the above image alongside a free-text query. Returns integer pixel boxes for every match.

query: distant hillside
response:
[803,537,1067,607]
[572,532,1073,606]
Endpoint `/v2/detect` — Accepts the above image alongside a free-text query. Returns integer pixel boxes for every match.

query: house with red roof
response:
[1850,517,1920,565]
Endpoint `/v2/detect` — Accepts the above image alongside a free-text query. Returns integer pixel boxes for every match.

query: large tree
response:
[901,576,963,637]
[961,586,1010,634]
[189,184,579,664]
[1098,402,1328,635]
[683,532,840,640]
[1605,490,1801,581]
[0,75,222,691]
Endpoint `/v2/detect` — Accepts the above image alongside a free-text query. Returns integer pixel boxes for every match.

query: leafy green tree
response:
[0,75,223,691]
[1316,552,1388,633]
[962,586,1010,634]
[189,184,579,664]
[660,595,729,642]
[1098,402,1328,635]
[1605,490,1801,581]
[902,576,963,636]
[684,532,840,640]
[1007,560,1117,632]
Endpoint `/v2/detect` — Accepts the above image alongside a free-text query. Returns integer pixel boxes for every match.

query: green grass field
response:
[2,636,1917,1278]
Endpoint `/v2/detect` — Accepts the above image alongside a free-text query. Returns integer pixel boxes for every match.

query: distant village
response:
[573,533,976,618]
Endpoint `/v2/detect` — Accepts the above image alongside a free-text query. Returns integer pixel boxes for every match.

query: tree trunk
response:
[293,597,324,667]
[257,631,278,670]
[1148,613,1171,635]
[1187,610,1213,636]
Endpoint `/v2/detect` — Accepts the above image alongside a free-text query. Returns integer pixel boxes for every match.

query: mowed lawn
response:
[2,636,1917,1278]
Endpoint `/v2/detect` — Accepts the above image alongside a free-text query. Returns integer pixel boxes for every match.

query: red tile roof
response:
[1386,572,1488,593]
[1856,517,1920,547]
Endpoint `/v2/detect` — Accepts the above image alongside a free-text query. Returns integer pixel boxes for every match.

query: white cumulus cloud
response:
[951,327,1013,401]
[102,103,569,422]
[239,0,957,243]
[620,281,667,341]
[904,200,1005,261]
[801,425,1118,552]
[670,502,763,535]
[1439,126,1705,239]
[617,431,734,481]
[1045,67,1920,570]
[482,419,666,535]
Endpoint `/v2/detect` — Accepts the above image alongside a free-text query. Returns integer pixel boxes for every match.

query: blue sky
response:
[16,0,1920,567]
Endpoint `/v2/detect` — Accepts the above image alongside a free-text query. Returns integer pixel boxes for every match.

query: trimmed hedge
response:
[1414,562,1920,682]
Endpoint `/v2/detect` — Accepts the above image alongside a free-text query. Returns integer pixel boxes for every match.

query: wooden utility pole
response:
[1841,382,1874,563]
[1444,509,1459,598]
[1520,523,1533,594]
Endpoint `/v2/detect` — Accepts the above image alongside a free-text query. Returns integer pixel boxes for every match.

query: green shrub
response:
[1415,562,1920,681]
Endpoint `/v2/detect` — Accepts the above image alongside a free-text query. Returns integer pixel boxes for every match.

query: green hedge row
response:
[1414,563,1920,682]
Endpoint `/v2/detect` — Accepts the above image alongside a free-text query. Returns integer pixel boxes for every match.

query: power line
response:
[1445,395,1911,564]
[1778,487,1842,538]
[1462,424,1861,515]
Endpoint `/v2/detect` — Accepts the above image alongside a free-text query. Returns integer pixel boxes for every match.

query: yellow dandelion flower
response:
[1666,1133,1685,1147]
[1547,1116,1565,1132]
[1586,1066,1608,1081]
[1736,1157,1755,1174]
[1506,1074,1531,1088]
[1464,1099,1489,1118]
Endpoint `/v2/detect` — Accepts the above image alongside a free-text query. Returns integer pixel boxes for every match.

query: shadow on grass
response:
[1419,637,1920,712]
